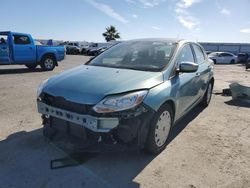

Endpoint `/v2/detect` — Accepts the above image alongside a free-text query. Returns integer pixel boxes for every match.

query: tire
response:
[213,59,217,64]
[246,62,250,70]
[40,55,56,71]
[200,81,213,107]
[230,59,235,64]
[73,50,79,55]
[25,64,37,69]
[146,103,173,154]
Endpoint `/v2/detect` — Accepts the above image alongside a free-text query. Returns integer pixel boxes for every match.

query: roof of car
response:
[127,38,186,43]
[211,52,234,54]
[0,31,30,36]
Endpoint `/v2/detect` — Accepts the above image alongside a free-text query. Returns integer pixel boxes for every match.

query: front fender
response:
[143,80,176,113]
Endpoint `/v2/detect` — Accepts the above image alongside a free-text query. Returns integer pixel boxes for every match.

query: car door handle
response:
[195,72,200,77]
[29,47,33,50]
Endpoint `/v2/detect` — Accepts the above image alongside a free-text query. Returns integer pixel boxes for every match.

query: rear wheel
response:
[40,55,56,71]
[25,64,37,69]
[146,103,173,154]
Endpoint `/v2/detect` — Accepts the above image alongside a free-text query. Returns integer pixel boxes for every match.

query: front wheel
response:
[40,55,56,71]
[146,104,173,154]
[230,59,235,64]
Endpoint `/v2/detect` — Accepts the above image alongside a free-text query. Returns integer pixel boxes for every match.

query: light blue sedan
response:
[37,39,214,154]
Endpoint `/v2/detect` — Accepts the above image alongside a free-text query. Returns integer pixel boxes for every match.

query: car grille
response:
[40,93,92,114]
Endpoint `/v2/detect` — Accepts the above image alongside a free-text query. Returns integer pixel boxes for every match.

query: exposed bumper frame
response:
[37,102,119,132]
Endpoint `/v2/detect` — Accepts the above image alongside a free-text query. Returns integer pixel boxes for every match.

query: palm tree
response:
[102,25,121,42]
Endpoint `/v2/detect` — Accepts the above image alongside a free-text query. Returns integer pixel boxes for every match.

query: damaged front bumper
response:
[37,102,119,132]
[37,101,155,149]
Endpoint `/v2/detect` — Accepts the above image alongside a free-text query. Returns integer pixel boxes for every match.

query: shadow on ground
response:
[0,106,204,188]
[225,99,250,108]
[0,67,43,75]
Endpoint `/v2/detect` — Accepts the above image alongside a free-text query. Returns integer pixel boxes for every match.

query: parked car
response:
[246,59,250,70]
[65,42,81,55]
[88,46,108,56]
[81,43,98,55]
[37,39,214,154]
[0,31,65,71]
[66,46,81,55]
[85,47,99,56]
[98,46,109,54]
[237,53,249,63]
[208,52,237,64]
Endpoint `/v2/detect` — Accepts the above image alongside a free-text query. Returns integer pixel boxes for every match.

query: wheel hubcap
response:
[155,111,171,147]
[207,83,212,104]
[44,58,53,69]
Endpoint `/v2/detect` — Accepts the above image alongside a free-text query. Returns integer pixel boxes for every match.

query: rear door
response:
[0,33,10,64]
[191,43,210,98]
[12,34,36,64]
[173,44,200,118]
[224,53,234,63]
[220,53,229,63]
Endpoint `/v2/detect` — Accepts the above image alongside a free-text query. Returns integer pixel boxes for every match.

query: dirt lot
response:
[0,56,249,188]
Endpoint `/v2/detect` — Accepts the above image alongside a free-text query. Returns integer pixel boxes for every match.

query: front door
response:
[12,34,36,64]
[173,44,200,119]
[0,34,10,64]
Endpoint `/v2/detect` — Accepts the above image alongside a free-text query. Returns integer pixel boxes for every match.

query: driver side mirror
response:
[178,61,198,73]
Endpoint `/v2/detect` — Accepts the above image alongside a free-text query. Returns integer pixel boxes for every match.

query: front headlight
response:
[93,90,148,113]
[37,79,48,97]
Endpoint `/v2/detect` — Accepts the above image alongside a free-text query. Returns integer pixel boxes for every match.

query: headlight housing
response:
[93,90,148,113]
[37,79,48,97]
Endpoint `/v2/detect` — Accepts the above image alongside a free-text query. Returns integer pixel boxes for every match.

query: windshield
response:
[88,41,176,71]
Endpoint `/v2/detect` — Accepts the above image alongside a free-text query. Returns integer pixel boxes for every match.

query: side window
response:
[13,35,31,45]
[192,44,205,64]
[0,34,8,45]
[221,53,231,57]
[176,44,195,63]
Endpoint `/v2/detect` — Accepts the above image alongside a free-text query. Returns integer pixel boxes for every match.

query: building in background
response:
[200,42,250,55]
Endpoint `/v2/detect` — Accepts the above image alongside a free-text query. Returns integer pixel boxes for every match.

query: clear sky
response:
[1,0,249,43]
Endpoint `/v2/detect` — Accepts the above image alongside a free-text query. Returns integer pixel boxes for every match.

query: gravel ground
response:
[0,56,249,188]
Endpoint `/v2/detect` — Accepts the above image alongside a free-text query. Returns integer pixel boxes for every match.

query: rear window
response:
[222,53,233,57]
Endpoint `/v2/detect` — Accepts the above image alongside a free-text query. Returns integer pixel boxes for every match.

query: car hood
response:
[43,65,163,104]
